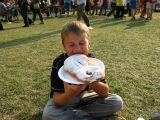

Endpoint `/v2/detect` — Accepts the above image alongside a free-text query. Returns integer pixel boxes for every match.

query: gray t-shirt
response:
[0,2,7,15]
[77,0,86,5]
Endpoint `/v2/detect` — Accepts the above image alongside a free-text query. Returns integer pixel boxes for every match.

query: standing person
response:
[0,0,7,16]
[85,0,92,15]
[71,0,77,15]
[76,0,93,29]
[126,0,131,16]
[32,0,44,24]
[64,0,71,16]
[0,20,3,30]
[115,0,125,19]
[42,21,123,120]
[18,0,33,27]
[139,0,146,18]
[145,0,155,20]
[129,0,139,20]
[91,0,98,15]
[107,0,116,17]
[99,0,107,16]
[53,0,62,17]
[12,0,20,22]
[0,0,7,30]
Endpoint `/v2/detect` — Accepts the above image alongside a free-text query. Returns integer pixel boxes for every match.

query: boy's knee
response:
[42,105,54,120]
[111,94,123,112]
[42,110,50,120]
[105,94,123,113]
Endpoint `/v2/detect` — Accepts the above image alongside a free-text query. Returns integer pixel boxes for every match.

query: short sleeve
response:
[50,54,67,97]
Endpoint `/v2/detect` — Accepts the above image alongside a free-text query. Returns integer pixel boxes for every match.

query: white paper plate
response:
[58,58,105,84]
[58,66,84,84]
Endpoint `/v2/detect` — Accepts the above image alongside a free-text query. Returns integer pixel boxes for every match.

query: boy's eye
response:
[79,42,85,45]
[68,44,74,47]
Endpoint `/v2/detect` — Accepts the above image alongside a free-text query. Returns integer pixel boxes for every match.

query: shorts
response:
[146,2,155,10]
[65,2,70,11]
[130,0,137,9]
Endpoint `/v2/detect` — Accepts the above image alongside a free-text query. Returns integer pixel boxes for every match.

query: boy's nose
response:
[73,46,82,53]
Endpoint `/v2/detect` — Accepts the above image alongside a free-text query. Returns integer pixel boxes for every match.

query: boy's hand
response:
[75,66,105,83]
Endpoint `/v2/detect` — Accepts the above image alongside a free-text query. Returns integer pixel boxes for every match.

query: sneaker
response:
[22,25,29,27]
[40,21,44,24]
[88,26,93,30]
[29,22,34,25]
[151,112,160,120]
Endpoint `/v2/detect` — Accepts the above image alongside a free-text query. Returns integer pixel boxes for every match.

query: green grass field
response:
[0,13,160,120]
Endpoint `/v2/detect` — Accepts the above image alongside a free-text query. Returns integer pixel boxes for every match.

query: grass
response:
[0,13,160,120]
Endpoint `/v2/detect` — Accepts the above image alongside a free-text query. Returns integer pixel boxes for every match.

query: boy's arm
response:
[52,82,87,107]
[89,81,109,97]
[52,92,74,107]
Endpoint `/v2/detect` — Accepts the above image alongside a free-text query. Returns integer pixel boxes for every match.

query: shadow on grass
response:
[15,111,43,120]
[89,17,148,28]
[29,111,43,120]
[124,19,148,29]
[99,19,128,28]
[0,30,61,49]
[3,23,42,31]
[4,26,23,31]
[90,17,129,27]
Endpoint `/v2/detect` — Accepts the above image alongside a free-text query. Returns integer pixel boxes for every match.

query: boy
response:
[42,21,123,120]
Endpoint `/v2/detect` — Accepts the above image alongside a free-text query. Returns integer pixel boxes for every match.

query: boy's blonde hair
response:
[61,21,90,44]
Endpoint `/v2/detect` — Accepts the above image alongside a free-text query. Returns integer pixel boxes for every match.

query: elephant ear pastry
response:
[63,54,88,73]
[63,54,105,83]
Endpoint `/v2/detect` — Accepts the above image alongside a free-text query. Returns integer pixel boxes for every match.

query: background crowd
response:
[0,0,157,30]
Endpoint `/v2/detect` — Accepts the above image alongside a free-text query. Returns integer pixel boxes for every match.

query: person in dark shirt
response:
[0,0,7,30]
[42,21,123,120]
[0,19,4,30]
[18,0,33,27]
[31,0,44,24]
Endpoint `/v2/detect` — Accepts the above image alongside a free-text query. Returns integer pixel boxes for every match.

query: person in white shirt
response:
[76,0,93,29]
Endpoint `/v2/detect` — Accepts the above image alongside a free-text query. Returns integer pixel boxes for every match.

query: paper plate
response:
[58,66,84,84]
[58,58,105,84]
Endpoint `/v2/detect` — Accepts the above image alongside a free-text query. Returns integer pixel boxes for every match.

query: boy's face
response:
[63,33,90,56]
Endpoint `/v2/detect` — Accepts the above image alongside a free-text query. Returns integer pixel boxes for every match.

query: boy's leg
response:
[42,98,98,120]
[79,93,123,117]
